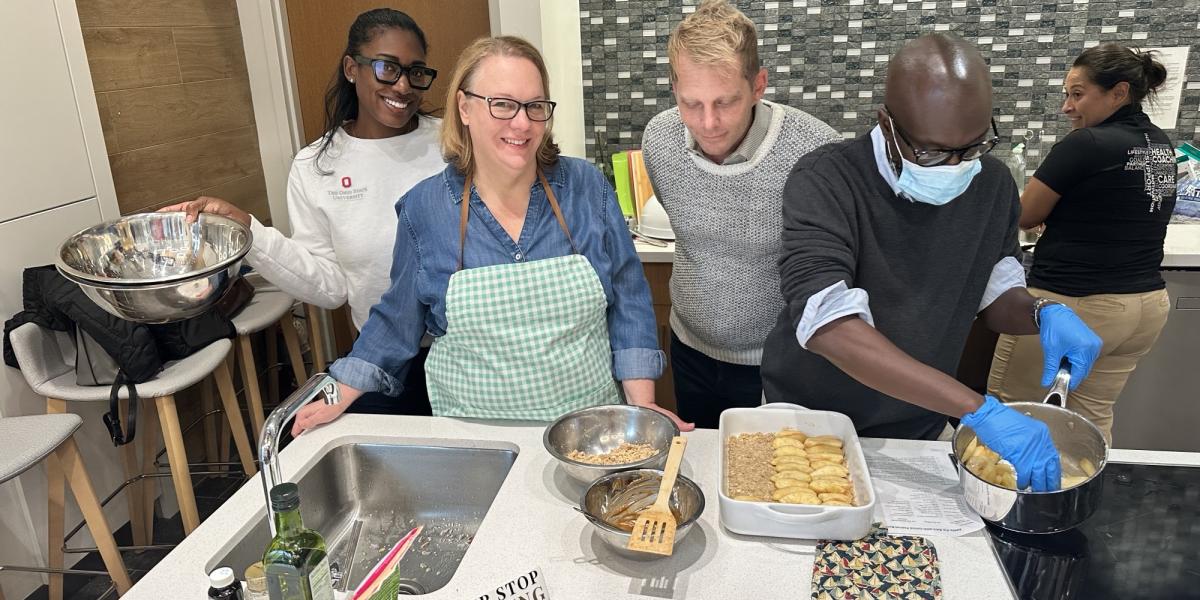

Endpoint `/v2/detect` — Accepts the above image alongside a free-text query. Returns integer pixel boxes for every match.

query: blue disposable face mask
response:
[887,116,983,206]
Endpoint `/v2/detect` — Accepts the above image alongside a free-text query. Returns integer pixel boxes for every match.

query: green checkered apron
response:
[424,172,621,420]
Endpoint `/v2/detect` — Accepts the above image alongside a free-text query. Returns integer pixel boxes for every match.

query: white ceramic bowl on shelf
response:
[636,195,675,240]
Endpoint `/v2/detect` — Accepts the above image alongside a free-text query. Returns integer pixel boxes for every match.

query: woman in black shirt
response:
[988,44,1176,441]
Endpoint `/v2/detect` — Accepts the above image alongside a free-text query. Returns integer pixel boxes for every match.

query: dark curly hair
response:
[1073,43,1168,108]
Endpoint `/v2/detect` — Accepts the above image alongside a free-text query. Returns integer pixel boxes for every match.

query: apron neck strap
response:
[457,169,578,272]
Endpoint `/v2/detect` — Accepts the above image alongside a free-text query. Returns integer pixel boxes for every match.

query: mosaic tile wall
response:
[579,0,1200,172]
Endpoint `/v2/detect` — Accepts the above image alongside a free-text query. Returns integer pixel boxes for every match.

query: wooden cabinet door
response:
[642,263,675,412]
[284,0,492,144]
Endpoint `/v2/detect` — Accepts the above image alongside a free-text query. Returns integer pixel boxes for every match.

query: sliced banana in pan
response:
[809,478,853,494]
[809,459,844,470]
[805,444,844,458]
[777,428,808,441]
[818,492,853,504]
[810,464,850,479]
[804,435,844,449]
[773,436,805,448]
[771,470,813,482]
[771,455,810,467]
[772,485,814,501]
[777,491,821,505]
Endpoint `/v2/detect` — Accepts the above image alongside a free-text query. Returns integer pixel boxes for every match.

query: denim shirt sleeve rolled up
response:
[329,158,664,396]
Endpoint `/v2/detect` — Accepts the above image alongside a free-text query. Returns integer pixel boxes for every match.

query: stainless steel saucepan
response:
[953,364,1108,534]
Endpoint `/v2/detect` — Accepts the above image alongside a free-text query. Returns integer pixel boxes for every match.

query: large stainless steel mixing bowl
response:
[55,212,251,323]
[544,404,679,485]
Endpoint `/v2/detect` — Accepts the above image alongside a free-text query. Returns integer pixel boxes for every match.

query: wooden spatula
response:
[626,435,687,556]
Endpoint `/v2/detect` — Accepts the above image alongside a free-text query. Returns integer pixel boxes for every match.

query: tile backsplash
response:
[579,0,1200,170]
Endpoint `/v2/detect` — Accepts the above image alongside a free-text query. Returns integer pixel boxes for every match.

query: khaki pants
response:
[987,287,1170,441]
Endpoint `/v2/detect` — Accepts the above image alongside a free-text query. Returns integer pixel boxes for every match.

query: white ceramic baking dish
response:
[718,403,876,540]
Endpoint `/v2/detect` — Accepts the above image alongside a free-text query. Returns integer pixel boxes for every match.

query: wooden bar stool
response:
[8,323,258,579]
[305,303,327,374]
[0,413,133,599]
[229,287,308,444]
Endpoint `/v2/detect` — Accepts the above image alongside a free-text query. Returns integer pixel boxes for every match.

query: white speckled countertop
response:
[1162,223,1200,268]
[121,416,1200,599]
[634,239,674,263]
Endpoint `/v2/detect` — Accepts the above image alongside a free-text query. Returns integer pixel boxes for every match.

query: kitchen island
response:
[119,415,1200,599]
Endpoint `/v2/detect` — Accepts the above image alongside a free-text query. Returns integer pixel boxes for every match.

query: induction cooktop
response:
[983,462,1200,600]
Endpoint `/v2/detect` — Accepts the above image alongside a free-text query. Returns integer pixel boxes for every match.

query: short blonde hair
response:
[441,36,560,176]
[667,0,760,82]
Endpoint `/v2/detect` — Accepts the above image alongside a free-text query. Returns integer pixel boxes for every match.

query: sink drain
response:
[396,579,426,595]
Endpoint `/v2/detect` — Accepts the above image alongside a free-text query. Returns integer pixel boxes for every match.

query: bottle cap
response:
[209,566,235,589]
[270,482,300,511]
[245,561,267,592]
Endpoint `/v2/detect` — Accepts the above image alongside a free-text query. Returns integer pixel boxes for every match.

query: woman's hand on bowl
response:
[624,380,694,431]
[158,196,252,227]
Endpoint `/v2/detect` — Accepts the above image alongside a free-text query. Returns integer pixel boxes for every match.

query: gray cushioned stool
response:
[8,322,257,593]
[0,413,133,599]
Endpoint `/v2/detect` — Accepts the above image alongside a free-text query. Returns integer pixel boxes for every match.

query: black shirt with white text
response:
[1029,105,1176,296]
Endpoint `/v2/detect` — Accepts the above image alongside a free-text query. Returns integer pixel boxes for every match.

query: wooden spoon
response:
[626,436,687,556]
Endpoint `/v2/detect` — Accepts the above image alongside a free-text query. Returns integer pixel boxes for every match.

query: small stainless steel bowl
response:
[55,212,251,323]
[579,468,705,560]
[543,404,679,484]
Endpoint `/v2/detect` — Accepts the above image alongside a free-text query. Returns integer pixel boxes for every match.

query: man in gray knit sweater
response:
[641,0,839,429]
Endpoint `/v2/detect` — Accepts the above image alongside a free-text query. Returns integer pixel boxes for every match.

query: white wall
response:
[236,0,305,236]
[490,0,587,159]
[0,2,130,598]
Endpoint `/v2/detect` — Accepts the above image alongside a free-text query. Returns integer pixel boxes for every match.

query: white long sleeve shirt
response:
[246,116,445,330]
[794,125,1027,348]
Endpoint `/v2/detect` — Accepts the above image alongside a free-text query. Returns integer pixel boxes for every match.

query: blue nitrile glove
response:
[1038,303,1101,390]
[962,395,1062,492]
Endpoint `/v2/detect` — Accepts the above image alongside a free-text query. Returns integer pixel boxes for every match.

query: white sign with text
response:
[1144,46,1189,130]
[474,568,548,600]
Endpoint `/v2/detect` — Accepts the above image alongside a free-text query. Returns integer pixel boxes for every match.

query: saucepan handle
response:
[1043,359,1071,407]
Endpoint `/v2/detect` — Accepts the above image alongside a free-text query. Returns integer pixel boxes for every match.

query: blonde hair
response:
[441,36,560,176]
[667,0,760,82]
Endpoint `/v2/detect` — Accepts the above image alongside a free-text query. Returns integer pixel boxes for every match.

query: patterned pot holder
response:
[811,524,942,599]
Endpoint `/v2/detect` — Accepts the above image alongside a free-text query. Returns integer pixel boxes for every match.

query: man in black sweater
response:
[761,34,1103,492]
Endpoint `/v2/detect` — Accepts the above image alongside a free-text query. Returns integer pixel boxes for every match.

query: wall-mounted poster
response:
[1144,46,1190,131]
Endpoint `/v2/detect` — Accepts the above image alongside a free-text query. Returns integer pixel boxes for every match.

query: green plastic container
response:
[611,151,635,218]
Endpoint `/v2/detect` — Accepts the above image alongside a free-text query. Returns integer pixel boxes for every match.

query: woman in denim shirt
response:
[293,36,692,433]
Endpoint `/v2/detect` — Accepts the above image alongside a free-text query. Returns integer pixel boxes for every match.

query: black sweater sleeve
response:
[779,159,859,329]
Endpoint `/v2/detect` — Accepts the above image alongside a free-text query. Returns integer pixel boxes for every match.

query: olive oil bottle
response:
[262,483,334,600]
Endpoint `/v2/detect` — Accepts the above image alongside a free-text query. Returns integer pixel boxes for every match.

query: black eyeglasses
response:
[461,90,556,122]
[352,55,437,90]
[884,106,1000,167]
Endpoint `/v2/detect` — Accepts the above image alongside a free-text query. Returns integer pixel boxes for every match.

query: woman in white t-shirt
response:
[164,8,445,414]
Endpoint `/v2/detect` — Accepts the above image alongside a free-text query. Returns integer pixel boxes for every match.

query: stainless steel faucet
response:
[259,372,340,535]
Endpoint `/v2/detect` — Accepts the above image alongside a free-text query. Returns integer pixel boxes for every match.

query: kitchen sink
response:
[207,442,518,595]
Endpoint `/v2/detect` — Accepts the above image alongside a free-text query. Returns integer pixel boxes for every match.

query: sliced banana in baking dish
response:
[769,429,856,507]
